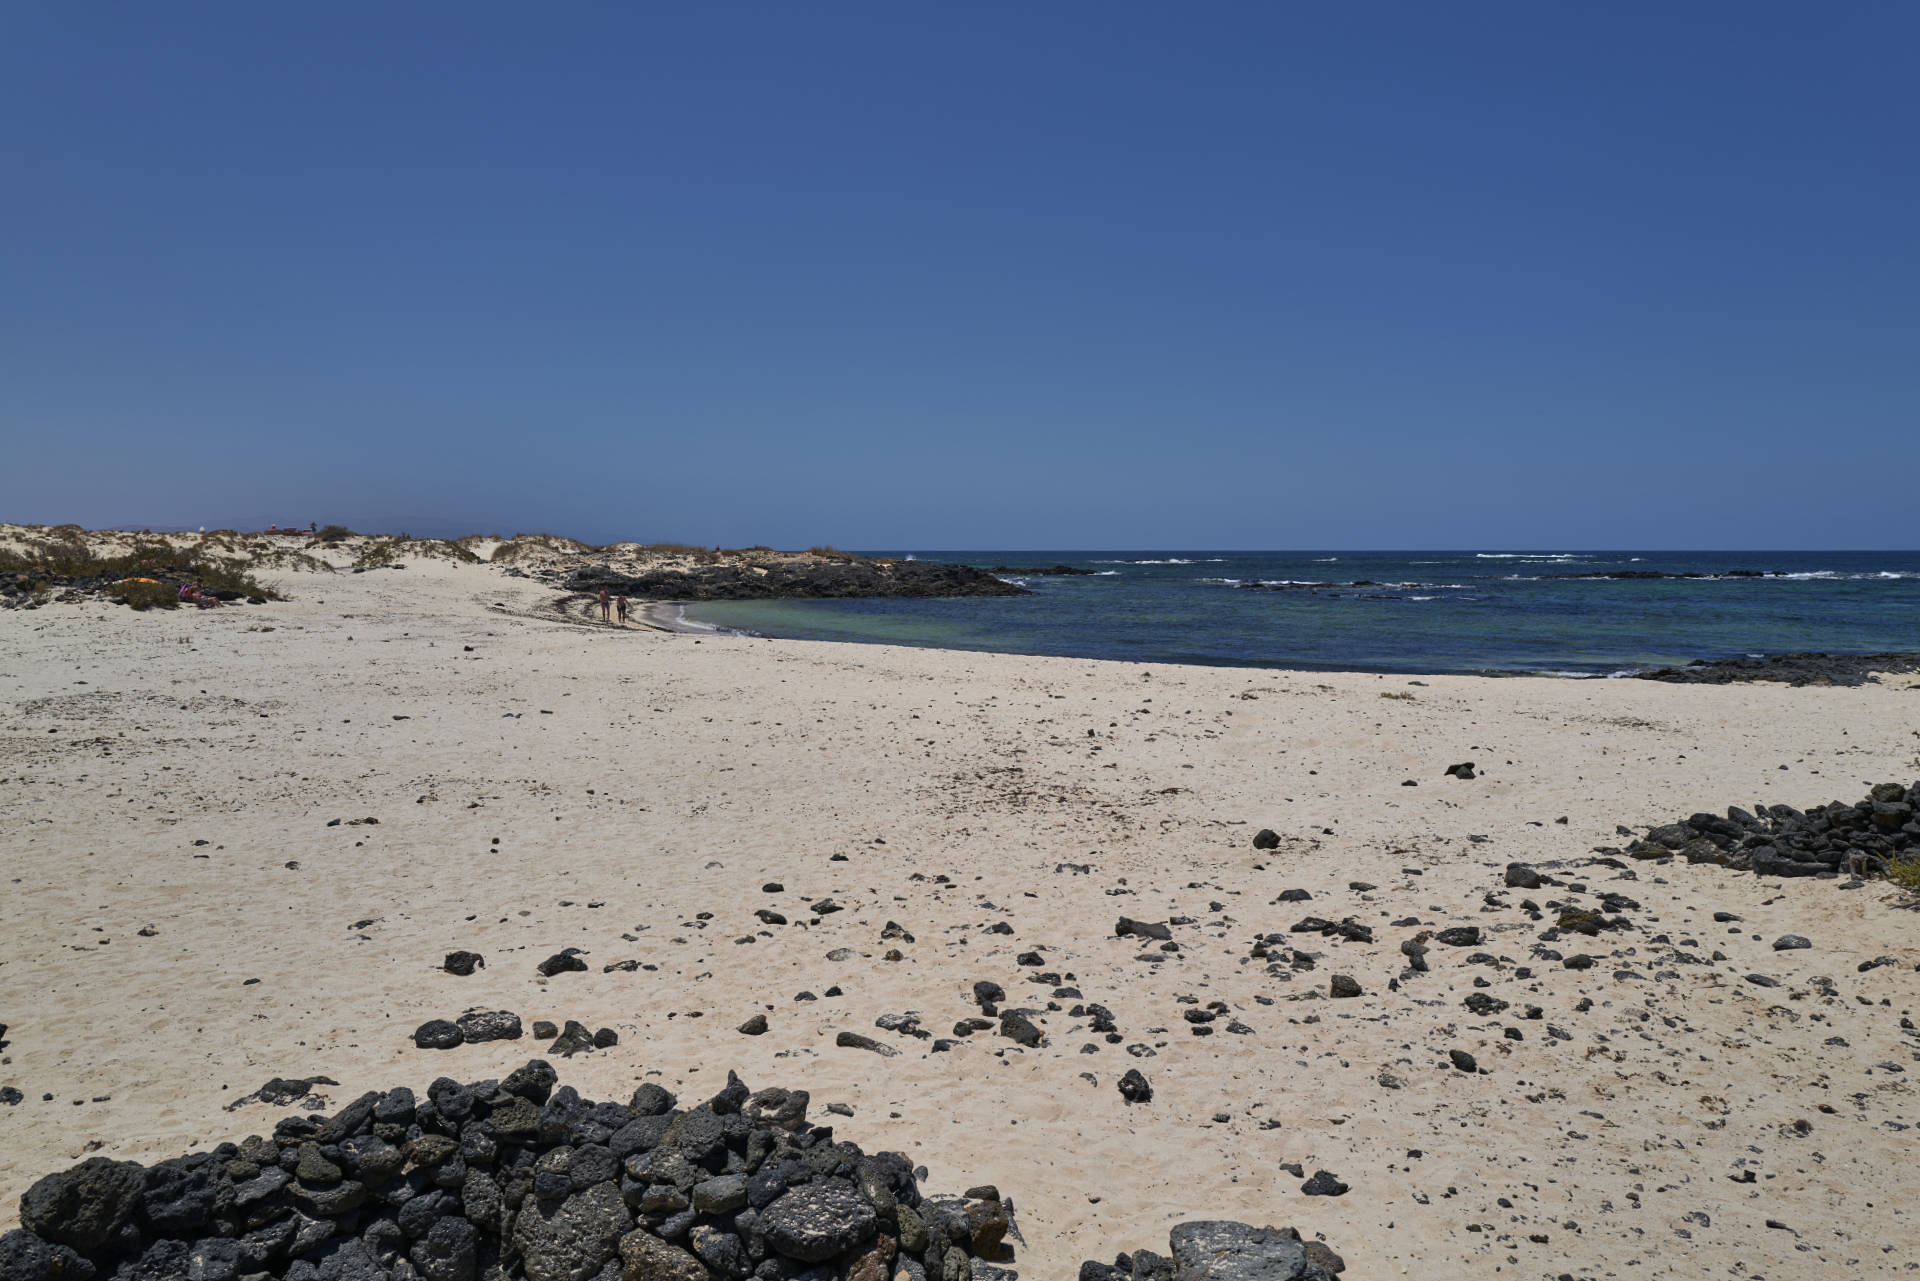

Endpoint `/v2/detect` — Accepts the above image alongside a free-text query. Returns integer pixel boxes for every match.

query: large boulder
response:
[617,1228,709,1280]
[0,1228,98,1281]
[410,1216,479,1281]
[759,1178,878,1263]
[1167,1221,1310,1280]
[19,1158,147,1258]
[510,1180,631,1281]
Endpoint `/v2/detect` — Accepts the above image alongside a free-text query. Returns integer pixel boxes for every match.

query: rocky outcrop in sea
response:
[0,1062,1342,1281]
[559,559,1026,602]
[981,566,1094,577]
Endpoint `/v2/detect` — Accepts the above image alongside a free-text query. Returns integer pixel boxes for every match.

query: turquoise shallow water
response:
[685,551,1920,676]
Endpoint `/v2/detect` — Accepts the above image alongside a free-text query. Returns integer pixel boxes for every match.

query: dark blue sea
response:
[685,551,1920,677]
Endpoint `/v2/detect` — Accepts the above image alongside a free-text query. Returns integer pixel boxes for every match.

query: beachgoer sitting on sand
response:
[597,588,611,622]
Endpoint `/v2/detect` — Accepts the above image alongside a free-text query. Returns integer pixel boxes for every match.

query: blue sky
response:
[2,3,1914,548]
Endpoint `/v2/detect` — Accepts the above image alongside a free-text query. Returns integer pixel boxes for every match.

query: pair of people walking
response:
[596,588,628,625]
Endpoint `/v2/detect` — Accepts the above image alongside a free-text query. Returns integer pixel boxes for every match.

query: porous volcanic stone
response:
[760,1179,879,1262]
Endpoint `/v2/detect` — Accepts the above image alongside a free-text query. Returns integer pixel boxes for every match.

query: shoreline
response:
[667,596,1920,684]
[634,599,729,634]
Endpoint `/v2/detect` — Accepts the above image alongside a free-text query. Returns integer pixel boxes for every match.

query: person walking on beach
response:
[597,587,611,622]
[615,593,629,625]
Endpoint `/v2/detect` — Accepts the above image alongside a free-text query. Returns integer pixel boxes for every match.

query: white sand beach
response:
[3,545,1918,1276]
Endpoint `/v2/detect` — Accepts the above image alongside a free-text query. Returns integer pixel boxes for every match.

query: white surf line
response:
[635,600,726,634]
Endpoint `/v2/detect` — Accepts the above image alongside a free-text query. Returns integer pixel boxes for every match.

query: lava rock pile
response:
[2,1061,1023,1281]
[0,1062,1348,1281]
[1607,781,1919,880]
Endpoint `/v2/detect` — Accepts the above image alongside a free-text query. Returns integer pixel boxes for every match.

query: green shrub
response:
[1884,851,1920,891]
[0,540,283,606]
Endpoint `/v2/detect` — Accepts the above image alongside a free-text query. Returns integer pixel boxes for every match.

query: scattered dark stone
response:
[1435,926,1481,947]
[1773,935,1812,951]
[1300,1170,1349,1197]
[1445,762,1476,780]
[1115,917,1172,941]
[532,1020,559,1040]
[738,1014,769,1036]
[455,1009,522,1043]
[999,1012,1044,1047]
[413,1020,464,1050]
[536,950,588,977]
[226,1075,340,1110]
[1118,1069,1152,1103]
[548,1020,596,1057]
[1505,864,1544,890]
[1329,975,1362,999]
[442,951,484,976]
[1448,1049,1478,1073]
[835,1031,898,1056]
[1252,828,1281,850]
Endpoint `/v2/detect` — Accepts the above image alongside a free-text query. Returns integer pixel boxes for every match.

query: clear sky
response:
[2,3,1914,548]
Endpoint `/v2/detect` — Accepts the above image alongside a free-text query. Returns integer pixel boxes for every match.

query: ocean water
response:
[684,551,1920,676]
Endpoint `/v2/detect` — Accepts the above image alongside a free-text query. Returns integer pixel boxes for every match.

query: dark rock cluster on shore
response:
[3,1062,1004,1281]
[1602,781,1920,879]
[558,559,1025,603]
[1632,651,1920,687]
[1,1063,1343,1281]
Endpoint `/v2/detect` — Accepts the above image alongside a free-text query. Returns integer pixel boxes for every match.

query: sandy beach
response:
[4,545,1919,1277]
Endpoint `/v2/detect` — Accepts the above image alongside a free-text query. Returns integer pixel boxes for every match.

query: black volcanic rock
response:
[0,1059,1351,1281]
[1635,651,1920,687]
[562,557,1026,601]
[983,564,1094,575]
[1620,781,1920,882]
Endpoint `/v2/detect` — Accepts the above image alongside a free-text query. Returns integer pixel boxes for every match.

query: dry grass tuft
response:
[0,540,283,608]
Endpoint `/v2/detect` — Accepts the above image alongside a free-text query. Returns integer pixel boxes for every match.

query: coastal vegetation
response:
[0,537,283,610]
